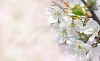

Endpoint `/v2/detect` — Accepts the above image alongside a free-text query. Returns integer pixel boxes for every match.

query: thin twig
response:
[51,0,66,9]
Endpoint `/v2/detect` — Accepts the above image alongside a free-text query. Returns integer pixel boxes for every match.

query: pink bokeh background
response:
[0,0,100,61]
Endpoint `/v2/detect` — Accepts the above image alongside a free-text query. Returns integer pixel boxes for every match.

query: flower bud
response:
[86,11,92,18]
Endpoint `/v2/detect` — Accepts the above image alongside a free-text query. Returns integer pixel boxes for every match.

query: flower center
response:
[60,28,66,37]
[70,22,76,28]
[75,43,86,55]
[77,45,82,49]
[54,11,61,16]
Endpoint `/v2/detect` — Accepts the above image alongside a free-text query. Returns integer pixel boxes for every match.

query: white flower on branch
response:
[67,38,92,58]
[46,6,65,23]
[82,18,100,44]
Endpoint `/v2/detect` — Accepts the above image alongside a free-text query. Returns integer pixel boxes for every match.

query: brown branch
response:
[81,0,100,25]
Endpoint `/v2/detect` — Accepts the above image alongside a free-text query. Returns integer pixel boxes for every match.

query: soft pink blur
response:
[0,0,79,61]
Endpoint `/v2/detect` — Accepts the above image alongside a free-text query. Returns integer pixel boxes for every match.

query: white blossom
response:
[88,44,100,61]
[46,6,65,23]
[82,18,100,43]
[46,1,100,60]
[55,22,67,44]
[67,38,91,58]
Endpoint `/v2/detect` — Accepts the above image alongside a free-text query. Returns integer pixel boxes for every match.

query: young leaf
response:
[72,4,86,16]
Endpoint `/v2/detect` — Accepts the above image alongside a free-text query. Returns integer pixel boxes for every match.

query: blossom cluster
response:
[46,0,100,60]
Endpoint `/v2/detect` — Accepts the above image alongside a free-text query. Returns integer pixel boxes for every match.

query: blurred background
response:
[0,0,99,61]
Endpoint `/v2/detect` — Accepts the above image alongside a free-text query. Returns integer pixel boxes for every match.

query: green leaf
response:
[78,32,89,43]
[72,4,85,16]
[87,0,96,4]
[87,0,97,10]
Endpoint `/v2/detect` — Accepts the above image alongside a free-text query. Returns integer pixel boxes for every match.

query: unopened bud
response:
[86,11,92,18]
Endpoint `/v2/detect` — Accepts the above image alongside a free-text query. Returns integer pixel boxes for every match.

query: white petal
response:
[59,22,66,28]
[87,18,98,26]
[63,17,72,25]
[48,16,58,23]
[74,20,83,31]
[88,33,97,45]
[82,26,94,34]
[58,37,66,44]
[84,29,94,34]
[46,7,56,15]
